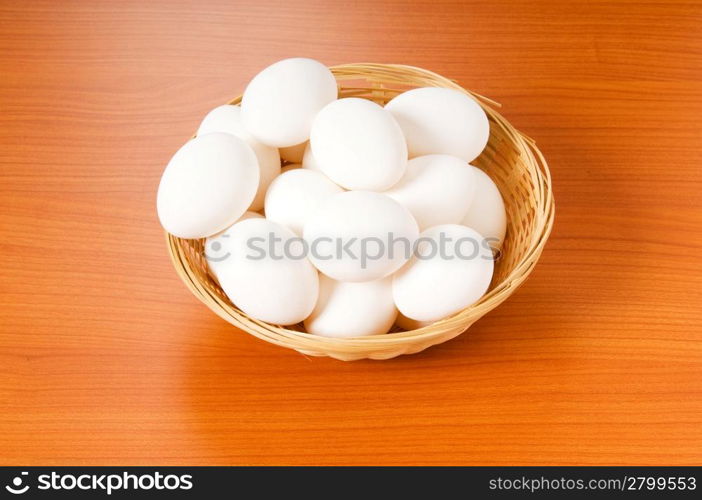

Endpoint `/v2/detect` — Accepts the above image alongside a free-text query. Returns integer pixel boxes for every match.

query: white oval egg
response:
[156,133,259,239]
[395,312,432,331]
[393,224,494,322]
[304,275,397,337]
[241,58,337,147]
[301,143,322,172]
[197,104,281,212]
[310,98,408,190]
[303,191,419,282]
[265,169,343,236]
[383,154,476,230]
[461,166,507,251]
[207,218,319,325]
[279,141,307,164]
[280,163,302,174]
[385,87,490,162]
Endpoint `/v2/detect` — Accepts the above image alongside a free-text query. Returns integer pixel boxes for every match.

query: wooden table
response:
[1,0,700,465]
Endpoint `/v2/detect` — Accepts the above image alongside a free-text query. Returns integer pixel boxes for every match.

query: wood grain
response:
[0,0,700,465]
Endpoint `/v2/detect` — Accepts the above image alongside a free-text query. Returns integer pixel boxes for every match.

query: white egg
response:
[304,275,397,337]
[393,224,494,322]
[301,143,322,172]
[207,218,319,325]
[386,87,490,162]
[395,312,432,331]
[461,166,507,251]
[156,133,259,239]
[383,154,476,230]
[279,141,307,163]
[197,104,281,211]
[265,169,343,236]
[280,163,302,174]
[241,58,337,147]
[310,98,408,190]
[303,191,419,282]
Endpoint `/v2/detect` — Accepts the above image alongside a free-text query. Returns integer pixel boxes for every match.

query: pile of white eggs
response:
[157,58,507,338]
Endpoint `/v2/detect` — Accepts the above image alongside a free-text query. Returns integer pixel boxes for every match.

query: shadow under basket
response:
[166,63,555,361]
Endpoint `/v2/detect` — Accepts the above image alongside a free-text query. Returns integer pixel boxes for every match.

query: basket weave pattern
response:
[166,63,555,361]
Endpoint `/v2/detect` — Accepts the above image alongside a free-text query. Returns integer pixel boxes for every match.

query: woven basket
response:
[166,63,555,361]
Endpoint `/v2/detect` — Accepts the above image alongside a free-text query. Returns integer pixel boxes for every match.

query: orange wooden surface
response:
[1,0,701,465]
